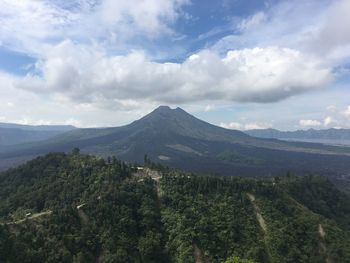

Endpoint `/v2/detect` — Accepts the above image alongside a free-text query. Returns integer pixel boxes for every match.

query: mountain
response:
[1,106,350,188]
[0,123,76,146]
[0,152,349,262]
[245,128,350,141]
[0,123,76,132]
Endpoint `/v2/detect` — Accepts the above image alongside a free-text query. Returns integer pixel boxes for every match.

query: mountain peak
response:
[133,105,248,142]
[141,106,188,123]
[152,105,188,114]
[154,105,172,112]
[149,106,188,117]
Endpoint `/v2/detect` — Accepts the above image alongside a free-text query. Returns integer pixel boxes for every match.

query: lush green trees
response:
[224,256,255,263]
[0,152,349,262]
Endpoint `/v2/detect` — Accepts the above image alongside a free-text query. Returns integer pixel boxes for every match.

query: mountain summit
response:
[131,106,248,142]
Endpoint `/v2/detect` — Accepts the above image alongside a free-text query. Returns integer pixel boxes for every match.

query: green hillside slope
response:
[0,152,349,262]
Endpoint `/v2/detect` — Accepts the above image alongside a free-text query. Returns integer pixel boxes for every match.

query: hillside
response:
[1,107,350,185]
[0,152,349,262]
[0,123,75,132]
[0,123,75,146]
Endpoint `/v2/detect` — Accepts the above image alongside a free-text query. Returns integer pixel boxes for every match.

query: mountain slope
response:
[0,123,75,132]
[1,106,350,182]
[0,153,349,262]
[0,123,76,146]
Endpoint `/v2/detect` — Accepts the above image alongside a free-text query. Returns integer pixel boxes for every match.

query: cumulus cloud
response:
[220,122,242,130]
[297,105,350,129]
[220,121,271,130]
[320,105,350,128]
[213,0,350,65]
[0,70,158,127]
[244,122,271,130]
[299,119,321,127]
[15,41,331,109]
[0,0,348,128]
[343,106,350,117]
[323,116,334,127]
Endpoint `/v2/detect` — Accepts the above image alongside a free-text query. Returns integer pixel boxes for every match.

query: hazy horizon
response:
[2,105,350,134]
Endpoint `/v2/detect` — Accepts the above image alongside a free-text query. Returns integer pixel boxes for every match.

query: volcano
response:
[1,106,350,179]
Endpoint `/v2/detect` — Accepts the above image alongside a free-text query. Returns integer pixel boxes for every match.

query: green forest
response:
[0,151,349,262]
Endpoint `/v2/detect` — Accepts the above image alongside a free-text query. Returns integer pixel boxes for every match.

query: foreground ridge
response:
[0,152,349,262]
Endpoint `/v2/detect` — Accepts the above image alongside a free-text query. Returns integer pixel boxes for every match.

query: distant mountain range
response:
[0,123,76,132]
[245,128,350,141]
[0,123,75,146]
[1,106,350,189]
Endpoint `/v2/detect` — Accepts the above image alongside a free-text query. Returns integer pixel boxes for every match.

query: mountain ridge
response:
[0,123,76,146]
[1,106,350,189]
[0,122,76,131]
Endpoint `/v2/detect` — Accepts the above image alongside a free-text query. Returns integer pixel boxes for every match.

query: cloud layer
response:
[0,0,349,127]
[16,41,331,109]
[0,0,188,54]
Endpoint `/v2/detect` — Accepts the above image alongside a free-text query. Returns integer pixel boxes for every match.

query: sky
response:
[0,0,350,130]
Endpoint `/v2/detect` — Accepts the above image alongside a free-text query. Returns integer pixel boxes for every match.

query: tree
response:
[144,154,150,165]
[224,256,256,263]
[72,148,80,155]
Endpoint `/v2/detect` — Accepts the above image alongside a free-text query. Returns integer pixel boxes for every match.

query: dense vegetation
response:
[0,151,349,262]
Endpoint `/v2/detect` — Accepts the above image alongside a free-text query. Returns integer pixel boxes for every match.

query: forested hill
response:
[0,152,350,262]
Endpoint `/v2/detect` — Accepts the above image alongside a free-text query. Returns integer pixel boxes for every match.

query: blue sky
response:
[0,0,349,130]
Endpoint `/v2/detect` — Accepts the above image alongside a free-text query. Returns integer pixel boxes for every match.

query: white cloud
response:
[244,122,270,130]
[4,116,81,127]
[0,0,75,54]
[238,11,267,32]
[326,105,337,112]
[0,70,156,127]
[62,118,83,127]
[204,105,214,112]
[89,0,189,37]
[15,42,331,109]
[342,106,350,117]
[317,105,350,128]
[0,0,189,54]
[323,116,334,127]
[220,121,271,130]
[309,0,350,61]
[220,122,242,130]
[0,0,349,129]
[213,0,350,65]
[297,105,350,129]
[299,119,321,127]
